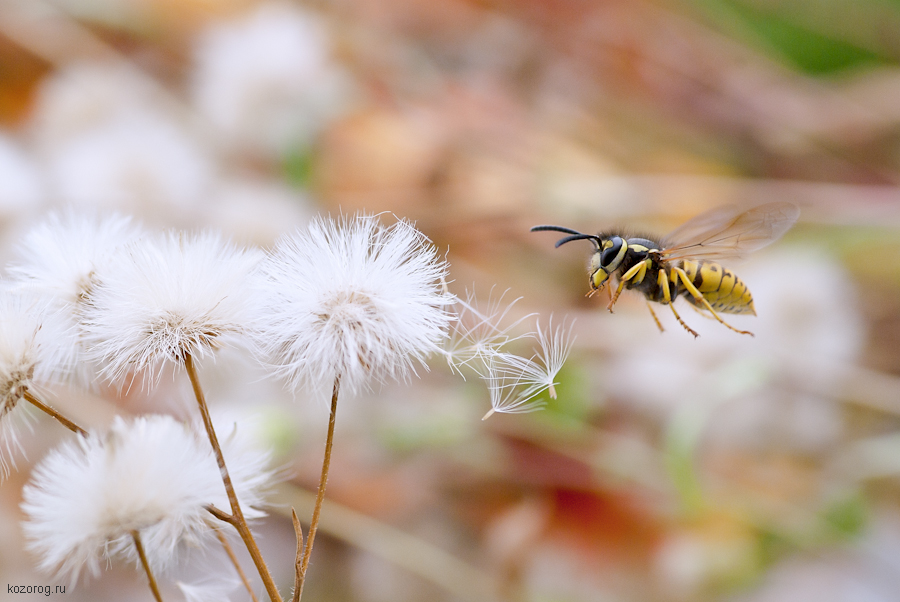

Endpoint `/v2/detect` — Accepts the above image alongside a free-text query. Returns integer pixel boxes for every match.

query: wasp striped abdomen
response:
[680,260,755,316]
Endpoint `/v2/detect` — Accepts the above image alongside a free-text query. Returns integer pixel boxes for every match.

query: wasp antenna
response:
[531,225,601,249]
[530,225,585,236]
[554,233,602,249]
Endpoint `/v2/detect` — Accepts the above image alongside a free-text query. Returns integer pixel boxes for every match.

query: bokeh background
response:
[2,0,900,601]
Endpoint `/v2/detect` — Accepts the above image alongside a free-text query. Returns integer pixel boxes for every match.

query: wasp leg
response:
[608,259,651,312]
[672,267,754,336]
[646,301,665,333]
[687,303,716,320]
[658,268,698,337]
[607,279,620,312]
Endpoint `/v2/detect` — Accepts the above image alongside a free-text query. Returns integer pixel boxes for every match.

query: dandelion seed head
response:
[7,211,143,387]
[255,214,453,395]
[0,292,74,389]
[0,290,76,476]
[8,210,144,306]
[21,414,273,584]
[82,230,262,385]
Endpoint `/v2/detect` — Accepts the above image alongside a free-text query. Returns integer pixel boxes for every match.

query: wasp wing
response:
[658,202,799,263]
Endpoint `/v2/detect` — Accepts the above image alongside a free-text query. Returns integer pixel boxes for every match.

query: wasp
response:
[531,202,800,337]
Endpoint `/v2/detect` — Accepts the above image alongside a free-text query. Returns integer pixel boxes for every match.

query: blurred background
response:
[2,0,900,600]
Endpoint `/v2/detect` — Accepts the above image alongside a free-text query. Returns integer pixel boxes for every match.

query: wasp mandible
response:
[531,202,800,337]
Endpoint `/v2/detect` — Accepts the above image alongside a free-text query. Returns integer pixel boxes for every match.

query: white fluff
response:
[8,210,145,386]
[0,290,76,476]
[9,210,145,306]
[254,214,453,395]
[81,230,263,385]
[442,289,533,376]
[481,318,575,419]
[441,292,574,418]
[21,414,273,584]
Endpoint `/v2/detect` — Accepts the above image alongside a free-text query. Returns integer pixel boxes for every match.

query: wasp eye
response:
[599,237,624,267]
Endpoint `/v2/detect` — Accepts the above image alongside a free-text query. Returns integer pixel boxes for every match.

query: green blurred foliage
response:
[821,489,868,539]
[283,146,316,189]
[692,0,897,74]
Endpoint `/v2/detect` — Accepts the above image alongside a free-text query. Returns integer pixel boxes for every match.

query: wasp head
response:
[531,225,627,291]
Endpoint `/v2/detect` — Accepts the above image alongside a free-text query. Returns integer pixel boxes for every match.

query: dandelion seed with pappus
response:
[81,230,262,385]
[442,289,534,376]
[8,210,145,307]
[255,213,454,394]
[0,290,77,477]
[480,321,575,420]
[440,292,574,420]
[480,319,575,420]
[532,317,576,400]
[7,210,145,387]
[20,415,273,585]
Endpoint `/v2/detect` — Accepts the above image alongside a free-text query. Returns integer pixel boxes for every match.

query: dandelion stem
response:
[23,391,87,437]
[206,504,233,523]
[295,373,341,601]
[215,527,260,602]
[185,354,283,602]
[290,508,304,602]
[131,530,163,602]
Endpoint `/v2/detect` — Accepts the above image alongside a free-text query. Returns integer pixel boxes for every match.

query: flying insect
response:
[531,202,800,337]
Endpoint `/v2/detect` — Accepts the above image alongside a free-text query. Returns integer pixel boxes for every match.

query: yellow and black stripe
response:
[680,260,756,315]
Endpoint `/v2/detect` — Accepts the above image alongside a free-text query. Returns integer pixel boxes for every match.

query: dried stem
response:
[215,528,260,602]
[23,390,87,437]
[184,354,283,602]
[290,509,304,602]
[131,530,163,602]
[295,373,341,601]
[206,504,234,523]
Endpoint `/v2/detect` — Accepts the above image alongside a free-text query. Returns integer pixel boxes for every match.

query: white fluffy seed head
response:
[81,230,263,385]
[7,210,145,387]
[0,289,76,476]
[8,209,145,307]
[21,414,273,584]
[255,214,453,395]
